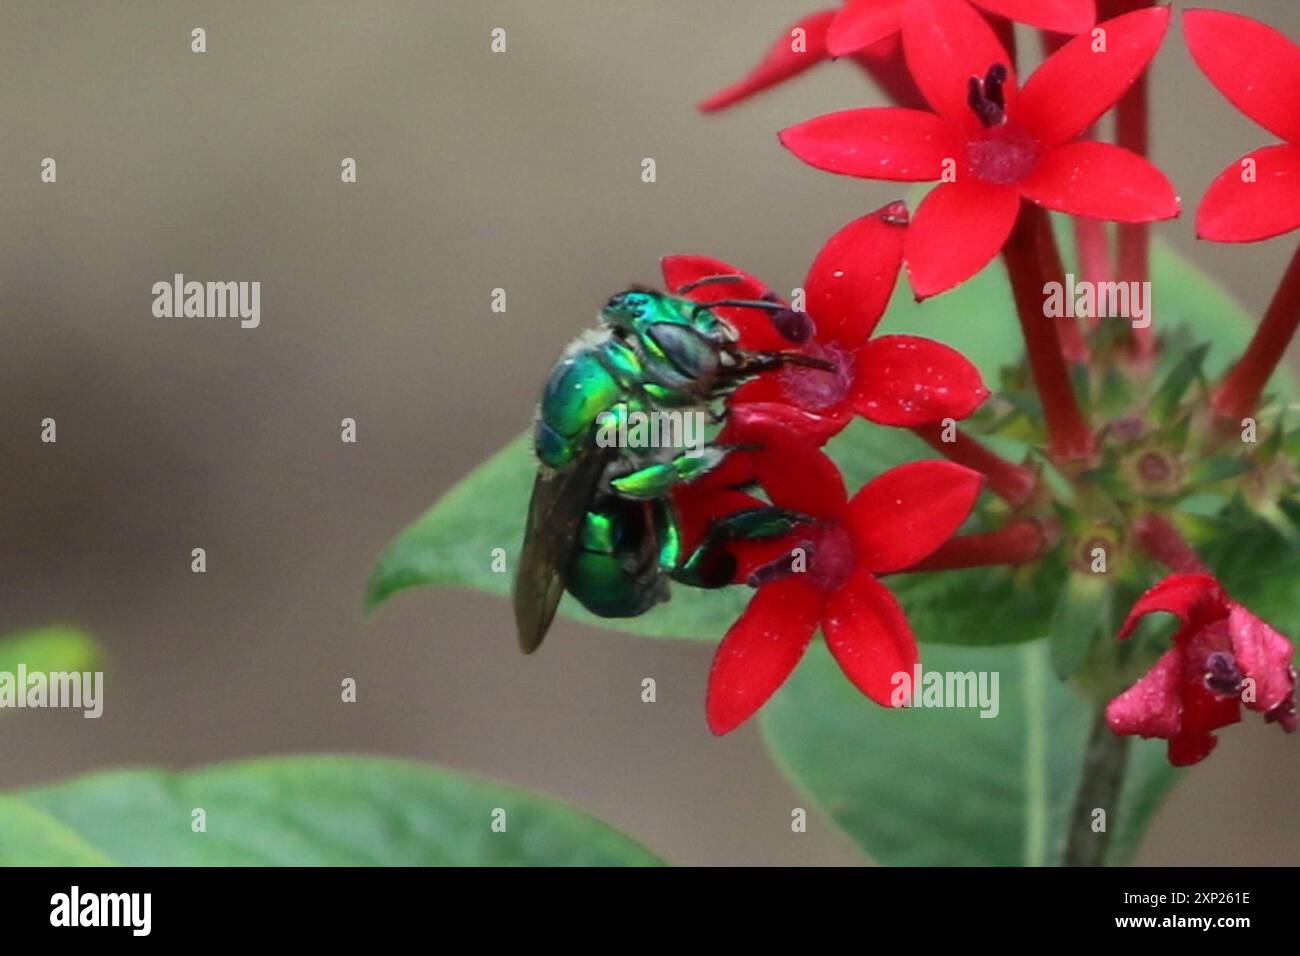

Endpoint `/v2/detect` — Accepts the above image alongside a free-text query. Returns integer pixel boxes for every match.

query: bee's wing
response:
[513,447,613,653]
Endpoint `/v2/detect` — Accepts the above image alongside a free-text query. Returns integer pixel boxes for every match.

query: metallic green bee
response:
[513,282,825,652]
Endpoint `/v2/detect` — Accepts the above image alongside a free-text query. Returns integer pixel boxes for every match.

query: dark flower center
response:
[1203,650,1244,697]
[779,340,853,412]
[746,525,856,593]
[965,125,1040,185]
[967,64,1009,128]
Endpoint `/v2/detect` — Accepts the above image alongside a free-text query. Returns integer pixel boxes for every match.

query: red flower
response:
[828,0,1095,59]
[779,0,1179,298]
[1106,573,1297,767]
[697,6,909,113]
[702,433,984,734]
[662,203,989,444]
[1186,10,1300,243]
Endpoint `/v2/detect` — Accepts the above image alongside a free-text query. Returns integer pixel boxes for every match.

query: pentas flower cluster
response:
[675,0,1300,768]
[778,0,1178,299]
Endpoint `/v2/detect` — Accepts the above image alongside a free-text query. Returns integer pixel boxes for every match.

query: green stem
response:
[1063,710,1131,867]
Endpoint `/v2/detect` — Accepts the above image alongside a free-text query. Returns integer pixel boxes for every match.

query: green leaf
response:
[887,555,1067,648]
[365,421,926,641]
[0,755,662,866]
[1192,514,1300,637]
[366,433,752,640]
[0,626,100,689]
[1149,342,1209,421]
[760,640,1177,866]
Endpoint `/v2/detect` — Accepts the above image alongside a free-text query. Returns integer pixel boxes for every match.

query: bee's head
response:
[600,288,656,331]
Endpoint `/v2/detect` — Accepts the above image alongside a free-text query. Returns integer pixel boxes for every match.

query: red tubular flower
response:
[697,7,920,113]
[828,0,1096,59]
[662,203,988,444]
[779,0,1179,298]
[1107,573,1297,767]
[703,434,984,734]
[1185,10,1300,243]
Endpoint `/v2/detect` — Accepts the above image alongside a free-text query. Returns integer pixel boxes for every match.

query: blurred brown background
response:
[0,0,1295,865]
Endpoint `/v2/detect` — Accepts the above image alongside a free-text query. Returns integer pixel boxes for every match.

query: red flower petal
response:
[1227,604,1297,715]
[827,0,905,58]
[851,334,989,426]
[1166,729,1219,768]
[1020,141,1180,223]
[1105,648,1184,739]
[659,254,789,351]
[822,570,918,707]
[752,434,849,519]
[904,180,1021,299]
[724,399,853,447]
[698,8,838,113]
[1170,680,1240,767]
[901,0,1018,136]
[846,460,983,573]
[778,108,959,181]
[1184,9,1300,147]
[804,202,908,348]
[706,578,824,735]
[1197,145,1300,243]
[1017,6,1170,147]
[973,0,1095,36]
[1116,572,1222,640]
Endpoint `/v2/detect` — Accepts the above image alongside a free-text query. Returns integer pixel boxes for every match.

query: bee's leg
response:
[724,349,836,380]
[671,506,814,589]
[608,444,732,500]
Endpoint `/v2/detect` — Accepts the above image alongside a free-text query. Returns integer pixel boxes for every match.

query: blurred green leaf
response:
[0,755,662,866]
[760,641,1177,866]
[0,627,100,697]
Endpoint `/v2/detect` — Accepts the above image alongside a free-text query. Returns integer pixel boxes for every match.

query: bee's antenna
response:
[695,298,789,316]
[677,274,749,294]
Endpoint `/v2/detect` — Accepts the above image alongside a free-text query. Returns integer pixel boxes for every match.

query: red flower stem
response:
[1133,513,1207,575]
[1064,712,1129,867]
[1002,202,1096,462]
[899,520,1047,573]
[1211,239,1300,422]
[1116,69,1154,359]
[1040,31,1112,328]
[912,423,1037,506]
[1036,204,1091,363]
[1074,219,1113,321]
